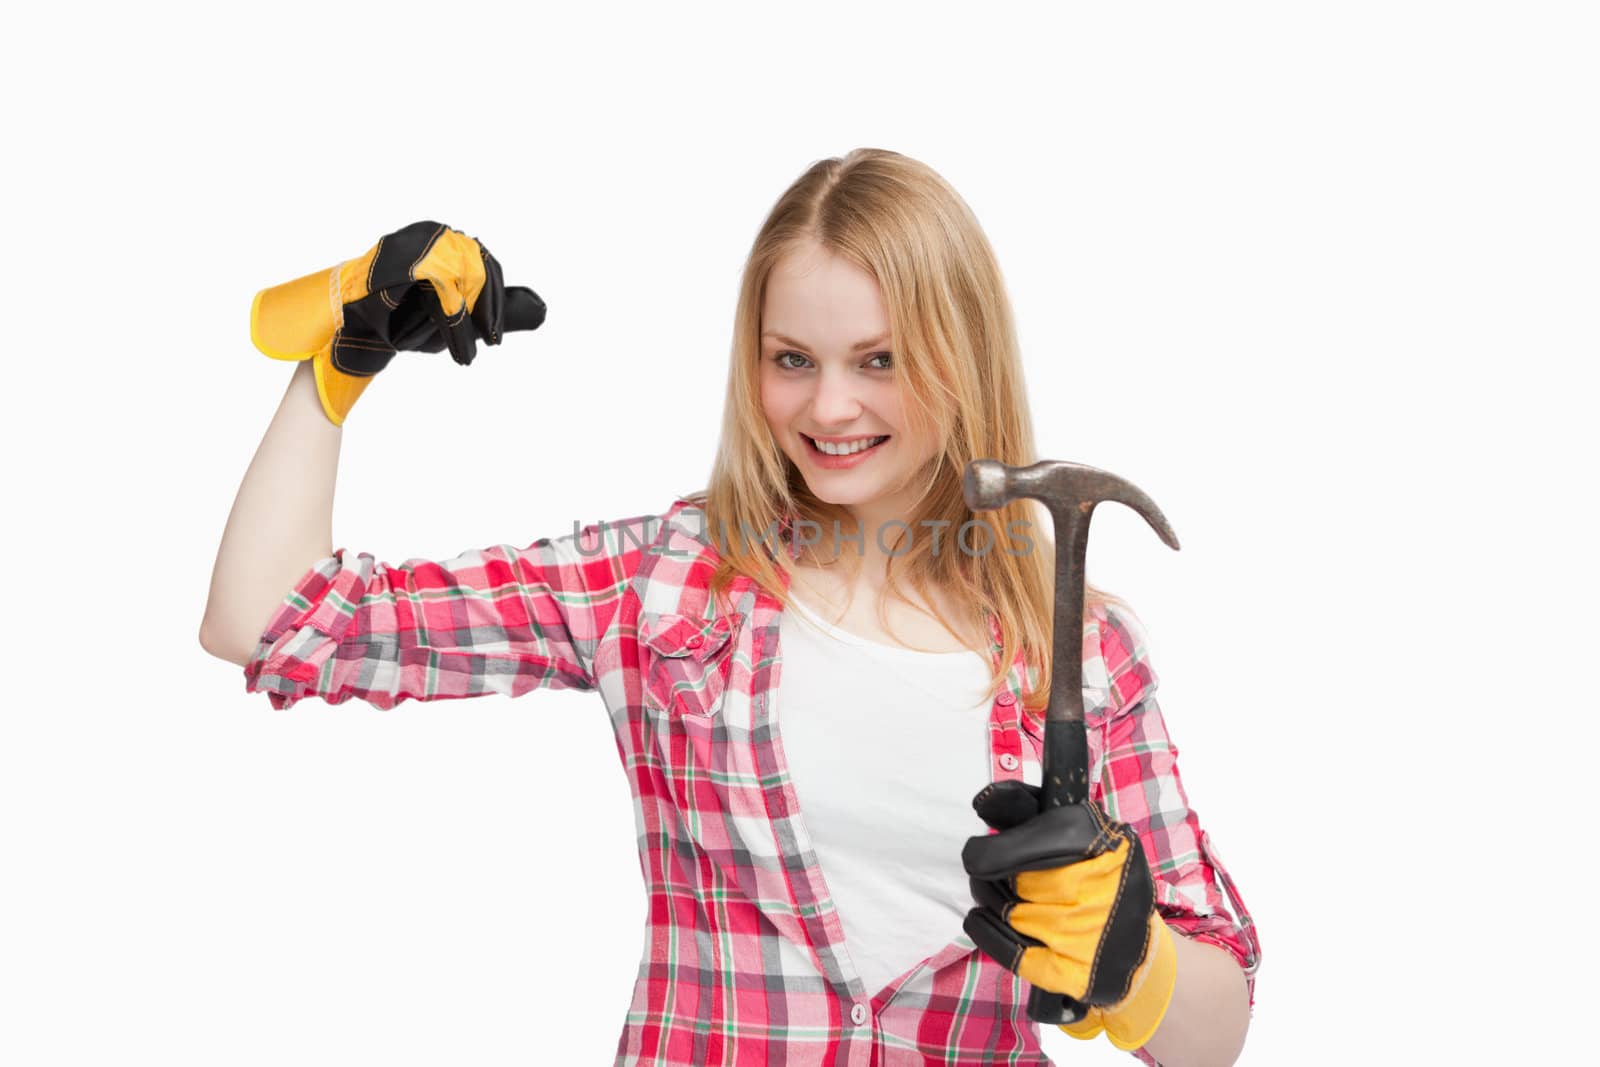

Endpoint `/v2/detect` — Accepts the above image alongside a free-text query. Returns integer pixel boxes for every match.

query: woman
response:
[201,148,1260,1066]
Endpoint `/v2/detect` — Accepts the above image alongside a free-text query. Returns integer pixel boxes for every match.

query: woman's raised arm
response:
[199,359,338,666]
[200,219,545,669]
[201,359,663,712]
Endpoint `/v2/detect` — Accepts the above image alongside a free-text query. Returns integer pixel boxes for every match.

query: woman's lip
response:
[801,433,891,468]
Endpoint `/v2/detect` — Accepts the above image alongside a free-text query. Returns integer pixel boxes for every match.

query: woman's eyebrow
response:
[762,331,890,352]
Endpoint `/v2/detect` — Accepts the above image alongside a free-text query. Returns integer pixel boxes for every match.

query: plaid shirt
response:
[244,499,1261,1065]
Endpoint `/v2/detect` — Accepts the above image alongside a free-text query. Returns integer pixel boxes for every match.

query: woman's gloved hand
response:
[961,779,1178,1051]
[250,220,547,425]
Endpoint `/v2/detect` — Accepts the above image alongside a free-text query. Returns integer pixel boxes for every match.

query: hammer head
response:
[963,458,1179,551]
[963,458,1013,512]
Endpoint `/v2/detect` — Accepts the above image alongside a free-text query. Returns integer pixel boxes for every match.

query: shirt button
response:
[996,691,1015,706]
[999,753,1020,771]
[850,1002,868,1025]
[687,635,704,649]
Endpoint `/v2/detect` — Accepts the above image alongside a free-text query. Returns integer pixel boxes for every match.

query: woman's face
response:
[758,239,940,536]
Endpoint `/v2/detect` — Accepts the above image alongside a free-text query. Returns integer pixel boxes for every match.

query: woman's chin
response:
[803,483,885,509]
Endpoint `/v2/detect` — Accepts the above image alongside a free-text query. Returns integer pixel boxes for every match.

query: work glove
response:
[249,220,547,425]
[961,780,1178,1051]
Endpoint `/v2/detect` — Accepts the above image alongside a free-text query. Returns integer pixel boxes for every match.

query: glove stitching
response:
[1085,800,1118,858]
[1082,830,1124,1000]
[482,245,501,344]
[1116,910,1157,1009]
[374,240,401,310]
[366,237,385,296]
[326,262,346,330]
[411,225,464,357]
[1091,823,1143,1004]
[323,263,351,376]
[411,223,448,281]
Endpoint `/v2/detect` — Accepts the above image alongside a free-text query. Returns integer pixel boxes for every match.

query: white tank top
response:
[777,590,999,996]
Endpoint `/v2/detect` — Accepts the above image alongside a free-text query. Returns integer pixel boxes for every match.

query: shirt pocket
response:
[639,610,740,720]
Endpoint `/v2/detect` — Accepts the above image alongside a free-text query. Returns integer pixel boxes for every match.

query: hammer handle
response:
[1032,501,1095,1022]
[1038,499,1092,810]
[1038,719,1089,809]
[1031,710,1094,1024]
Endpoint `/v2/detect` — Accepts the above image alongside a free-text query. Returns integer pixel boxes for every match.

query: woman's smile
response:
[801,433,892,468]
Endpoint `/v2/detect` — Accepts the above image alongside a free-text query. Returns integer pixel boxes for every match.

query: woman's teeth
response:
[809,435,888,456]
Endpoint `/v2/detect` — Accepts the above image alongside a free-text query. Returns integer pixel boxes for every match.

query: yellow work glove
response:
[961,779,1178,1051]
[1053,910,1177,1050]
[250,219,546,425]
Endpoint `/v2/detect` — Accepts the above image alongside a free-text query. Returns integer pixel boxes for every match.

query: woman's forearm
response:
[1138,920,1251,1067]
[199,358,341,665]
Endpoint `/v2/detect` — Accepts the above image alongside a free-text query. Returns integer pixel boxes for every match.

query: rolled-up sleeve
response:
[243,513,661,710]
[1094,604,1263,1016]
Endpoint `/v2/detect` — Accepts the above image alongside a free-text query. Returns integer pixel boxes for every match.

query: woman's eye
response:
[772,350,894,370]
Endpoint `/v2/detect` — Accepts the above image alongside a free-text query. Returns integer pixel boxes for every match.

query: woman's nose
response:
[809,368,864,423]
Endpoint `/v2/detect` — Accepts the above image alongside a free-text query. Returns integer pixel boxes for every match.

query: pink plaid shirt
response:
[244,498,1261,1065]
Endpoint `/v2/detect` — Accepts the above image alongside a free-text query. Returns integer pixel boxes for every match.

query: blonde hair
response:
[685,147,1125,720]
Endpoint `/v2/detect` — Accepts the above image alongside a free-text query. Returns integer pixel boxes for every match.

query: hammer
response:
[963,458,1179,1024]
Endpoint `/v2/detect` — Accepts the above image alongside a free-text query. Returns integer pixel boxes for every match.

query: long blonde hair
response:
[684,148,1124,719]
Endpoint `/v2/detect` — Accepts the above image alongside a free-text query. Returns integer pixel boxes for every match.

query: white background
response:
[3,2,1595,1064]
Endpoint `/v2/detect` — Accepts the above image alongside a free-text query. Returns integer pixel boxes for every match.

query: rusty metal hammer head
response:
[964,459,1180,550]
[963,458,1179,808]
